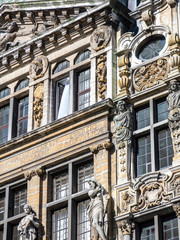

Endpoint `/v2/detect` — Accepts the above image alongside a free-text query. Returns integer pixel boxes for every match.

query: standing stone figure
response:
[87,178,109,240]
[167,80,180,154]
[18,204,39,240]
[113,100,132,149]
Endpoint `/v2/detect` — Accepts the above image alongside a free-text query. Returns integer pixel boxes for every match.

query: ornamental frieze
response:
[133,58,169,92]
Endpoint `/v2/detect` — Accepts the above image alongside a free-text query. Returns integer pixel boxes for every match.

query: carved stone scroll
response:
[90,139,113,154]
[173,203,180,218]
[24,167,45,180]
[96,55,107,100]
[33,83,44,127]
[133,58,169,92]
[90,25,111,51]
[131,180,171,213]
[167,80,180,155]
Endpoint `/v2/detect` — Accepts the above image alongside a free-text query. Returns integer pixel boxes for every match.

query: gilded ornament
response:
[133,58,169,92]
[96,55,107,100]
[33,83,44,127]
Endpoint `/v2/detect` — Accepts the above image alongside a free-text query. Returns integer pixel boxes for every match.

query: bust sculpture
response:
[87,178,109,240]
[18,204,39,240]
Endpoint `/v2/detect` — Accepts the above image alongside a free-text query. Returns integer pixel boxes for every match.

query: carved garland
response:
[33,83,44,127]
[133,58,169,92]
[96,55,107,100]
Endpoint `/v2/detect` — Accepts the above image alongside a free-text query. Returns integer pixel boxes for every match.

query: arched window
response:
[53,60,70,74]
[0,87,10,99]
[74,50,90,64]
[15,79,29,92]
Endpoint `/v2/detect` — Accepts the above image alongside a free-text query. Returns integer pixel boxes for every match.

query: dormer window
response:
[138,36,166,61]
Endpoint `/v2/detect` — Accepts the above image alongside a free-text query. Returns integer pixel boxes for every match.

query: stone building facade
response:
[0,0,179,240]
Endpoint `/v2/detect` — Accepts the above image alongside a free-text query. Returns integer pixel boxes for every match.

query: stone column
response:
[24,167,45,239]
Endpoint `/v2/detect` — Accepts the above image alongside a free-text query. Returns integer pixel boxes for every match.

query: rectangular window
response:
[14,187,27,215]
[136,135,151,177]
[53,172,69,201]
[158,128,173,169]
[17,96,28,136]
[77,200,91,240]
[135,106,150,130]
[52,208,68,240]
[163,216,178,240]
[56,77,70,119]
[0,105,9,144]
[78,162,93,192]
[156,99,168,122]
[0,194,5,221]
[140,223,155,240]
[78,69,90,110]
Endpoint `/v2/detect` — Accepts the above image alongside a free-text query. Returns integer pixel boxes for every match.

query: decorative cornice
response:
[90,139,113,154]
[24,167,45,180]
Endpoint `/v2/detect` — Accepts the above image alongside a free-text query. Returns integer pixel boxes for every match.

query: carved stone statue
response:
[18,204,39,240]
[29,55,48,80]
[113,100,132,149]
[87,178,109,240]
[167,80,180,154]
[0,22,34,51]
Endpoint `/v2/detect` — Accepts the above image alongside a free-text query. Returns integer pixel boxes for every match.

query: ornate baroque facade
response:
[0,0,179,239]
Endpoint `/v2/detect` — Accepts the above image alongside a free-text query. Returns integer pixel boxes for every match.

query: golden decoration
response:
[33,83,44,127]
[96,55,107,100]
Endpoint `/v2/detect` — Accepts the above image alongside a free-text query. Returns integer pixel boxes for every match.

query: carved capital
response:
[24,167,45,180]
[173,203,180,218]
[167,0,177,7]
[117,219,134,236]
[90,140,113,154]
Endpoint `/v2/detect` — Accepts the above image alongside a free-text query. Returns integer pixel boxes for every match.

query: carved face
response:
[24,205,31,214]
[89,180,96,189]
[117,101,126,112]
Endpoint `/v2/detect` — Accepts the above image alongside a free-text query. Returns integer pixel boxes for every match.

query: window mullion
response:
[7,97,14,141]
[154,215,160,240]
[178,218,180,240]
[69,70,74,114]
[150,99,156,172]
[3,186,9,240]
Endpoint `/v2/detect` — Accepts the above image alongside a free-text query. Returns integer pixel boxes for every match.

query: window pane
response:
[136,135,151,177]
[136,106,150,130]
[53,208,68,240]
[0,194,5,221]
[78,162,93,192]
[158,128,173,169]
[156,99,168,122]
[75,50,90,64]
[53,60,70,74]
[78,69,90,110]
[53,172,69,201]
[17,97,28,136]
[15,79,29,92]
[14,187,27,215]
[12,225,20,240]
[140,223,155,240]
[77,200,91,240]
[163,216,178,240]
[0,87,10,99]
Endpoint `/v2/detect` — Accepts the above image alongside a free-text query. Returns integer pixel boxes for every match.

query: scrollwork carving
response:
[117,219,134,236]
[167,80,180,154]
[121,191,134,213]
[24,167,45,180]
[173,203,180,218]
[90,139,113,154]
[133,58,169,92]
[96,55,107,100]
[131,181,171,213]
[33,83,44,127]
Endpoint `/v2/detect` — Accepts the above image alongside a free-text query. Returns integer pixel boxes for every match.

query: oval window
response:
[138,36,166,61]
